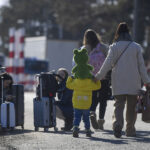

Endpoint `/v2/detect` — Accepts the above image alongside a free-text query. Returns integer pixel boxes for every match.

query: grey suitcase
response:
[34,97,50,131]
[1,102,16,129]
[33,74,57,132]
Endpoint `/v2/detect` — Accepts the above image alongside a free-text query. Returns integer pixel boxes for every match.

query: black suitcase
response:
[12,84,24,129]
[37,72,59,98]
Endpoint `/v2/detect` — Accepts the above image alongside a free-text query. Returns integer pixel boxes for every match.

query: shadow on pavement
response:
[98,129,150,144]
[44,130,73,135]
[136,130,150,137]
[0,128,33,136]
[45,129,128,144]
[99,129,114,135]
[101,129,125,136]
[39,129,92,135]
[127,130,150,143]
[89,136,128,144]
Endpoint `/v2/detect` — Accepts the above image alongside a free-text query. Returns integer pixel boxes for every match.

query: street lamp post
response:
[133,0,138,41]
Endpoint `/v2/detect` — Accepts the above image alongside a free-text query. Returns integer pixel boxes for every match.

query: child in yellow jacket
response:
[66,48,101,137]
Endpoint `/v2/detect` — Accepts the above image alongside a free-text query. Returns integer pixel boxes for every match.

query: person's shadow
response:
[89,136,128,144]
[43,129,128,144]
[95,129,150,144]
[0,128,33,136]
[81,129,128,144]
[127,130,150,143]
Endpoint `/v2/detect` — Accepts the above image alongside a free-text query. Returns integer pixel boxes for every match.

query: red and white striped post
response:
[6,27,25,84]
[6,27,16,80]
[17,28,25,84]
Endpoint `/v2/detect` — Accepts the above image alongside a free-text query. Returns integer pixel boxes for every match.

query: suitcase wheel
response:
[1,128,6,132]
[54,127,58,132]
[44,127,49,132]
[21,125,24,131]
[35,127,39,131]
[10,127,14,131]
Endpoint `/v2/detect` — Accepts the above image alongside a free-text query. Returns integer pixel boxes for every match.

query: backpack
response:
[88,44,106,75]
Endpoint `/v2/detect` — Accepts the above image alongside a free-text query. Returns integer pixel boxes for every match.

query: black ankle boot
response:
[86,129,92,137]
[61,118,73,131]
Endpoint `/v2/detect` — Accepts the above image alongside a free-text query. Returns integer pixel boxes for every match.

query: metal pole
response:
[133,0,138,41]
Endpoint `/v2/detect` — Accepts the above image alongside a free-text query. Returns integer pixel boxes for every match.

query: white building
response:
[24,36,79,73]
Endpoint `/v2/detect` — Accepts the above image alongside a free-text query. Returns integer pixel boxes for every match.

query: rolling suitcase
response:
[1,102,15,129]
[34,97,50,131]
[33,73,57,132]
[0,75,16,129]
[12,84,24,129]
[49,97,56,128]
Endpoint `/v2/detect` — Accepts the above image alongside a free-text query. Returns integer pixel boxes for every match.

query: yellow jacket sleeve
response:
[66,76,74,90]
[90,80,101,91]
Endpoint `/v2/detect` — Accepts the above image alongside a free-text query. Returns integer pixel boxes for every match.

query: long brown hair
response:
[83,29,102,49]
[113,22,132,42]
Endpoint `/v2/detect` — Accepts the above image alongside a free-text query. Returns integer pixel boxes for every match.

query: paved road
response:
[0,92,150,150]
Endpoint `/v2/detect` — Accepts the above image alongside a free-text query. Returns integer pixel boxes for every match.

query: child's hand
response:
[71,75,75,79]
[56,74,64,82]
[6,95,15,101]
[92,76,99,83]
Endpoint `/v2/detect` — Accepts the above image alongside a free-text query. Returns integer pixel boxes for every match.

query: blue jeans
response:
[73,108,90,130]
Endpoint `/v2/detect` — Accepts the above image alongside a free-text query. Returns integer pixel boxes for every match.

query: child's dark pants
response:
[73,108,90,129]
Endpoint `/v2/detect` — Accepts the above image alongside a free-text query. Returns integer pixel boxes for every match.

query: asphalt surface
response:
[0,92,150,150]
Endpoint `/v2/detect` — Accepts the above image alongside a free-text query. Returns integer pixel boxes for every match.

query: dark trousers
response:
[90,80,110,119]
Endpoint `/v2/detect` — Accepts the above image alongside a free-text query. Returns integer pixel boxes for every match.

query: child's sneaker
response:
[73,126,79,138]
[86,129,92,137]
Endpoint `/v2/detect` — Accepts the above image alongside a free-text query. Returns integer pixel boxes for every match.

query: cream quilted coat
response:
[96,41,150,96]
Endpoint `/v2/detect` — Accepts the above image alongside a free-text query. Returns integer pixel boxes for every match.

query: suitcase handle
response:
[52,73,63,80]
[39,76,42,99]
[35,74,42,99]
[1,76,4,104]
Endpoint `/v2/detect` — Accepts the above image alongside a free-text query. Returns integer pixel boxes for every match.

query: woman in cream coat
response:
[95,22,150,138]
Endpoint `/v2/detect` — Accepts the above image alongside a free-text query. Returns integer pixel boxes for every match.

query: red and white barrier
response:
[6,27,37,91]
[6,27,25,84]
[6,27,15,79]
[24,74,36,91]
[15,28,25,84]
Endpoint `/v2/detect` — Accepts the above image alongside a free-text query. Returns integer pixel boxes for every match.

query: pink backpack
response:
[88,43,106,75]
